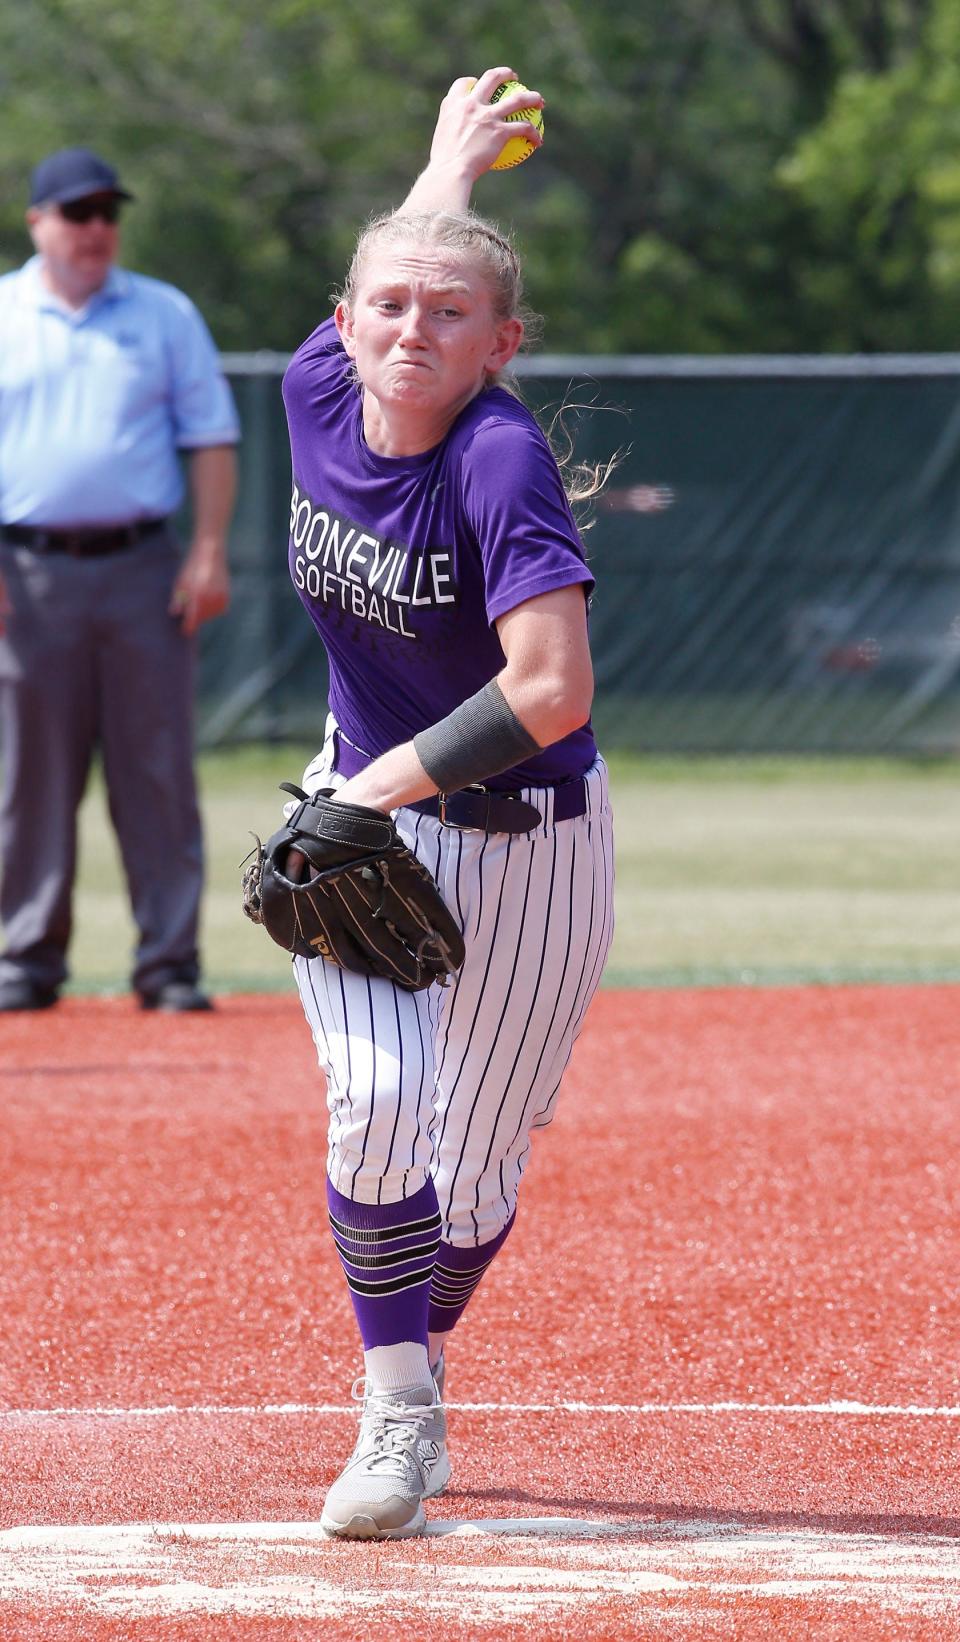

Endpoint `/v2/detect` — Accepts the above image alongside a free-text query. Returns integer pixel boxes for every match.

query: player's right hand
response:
[430,69,544,181]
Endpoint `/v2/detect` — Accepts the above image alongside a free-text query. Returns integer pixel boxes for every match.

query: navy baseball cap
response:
[29,147,134,208]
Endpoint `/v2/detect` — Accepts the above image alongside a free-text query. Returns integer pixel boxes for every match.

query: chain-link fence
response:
[200,353,960,755]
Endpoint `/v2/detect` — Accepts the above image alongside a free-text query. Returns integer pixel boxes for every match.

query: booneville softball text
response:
[290,483,458,639]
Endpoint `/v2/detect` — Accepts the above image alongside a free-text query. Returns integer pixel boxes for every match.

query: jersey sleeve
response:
[282,316,350,423]
[459,417,595,626]
[162,288,241,449]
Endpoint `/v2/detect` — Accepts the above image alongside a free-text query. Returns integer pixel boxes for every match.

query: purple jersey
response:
[282,316,597,788]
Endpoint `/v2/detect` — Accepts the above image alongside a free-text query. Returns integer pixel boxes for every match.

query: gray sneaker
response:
[432,1352,445,1401]
[321,1379,450,1540]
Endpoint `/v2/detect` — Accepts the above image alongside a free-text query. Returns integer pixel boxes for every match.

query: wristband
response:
[414,680,541,794]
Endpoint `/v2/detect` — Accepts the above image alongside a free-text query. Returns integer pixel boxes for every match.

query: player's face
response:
[27,195,120,304]
[336,241,523,447]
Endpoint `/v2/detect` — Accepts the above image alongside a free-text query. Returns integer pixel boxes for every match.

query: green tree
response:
[0,0,950,352]
[780,0,960,348]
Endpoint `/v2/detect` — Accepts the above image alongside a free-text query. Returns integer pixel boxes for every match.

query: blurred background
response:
[7,0,960,354]
[2,0,959,992]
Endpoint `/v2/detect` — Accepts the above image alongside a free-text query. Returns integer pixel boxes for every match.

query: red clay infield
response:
[1,985,959,1638]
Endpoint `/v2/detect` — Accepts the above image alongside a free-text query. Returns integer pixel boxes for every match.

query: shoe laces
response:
[350,1376,437,1476]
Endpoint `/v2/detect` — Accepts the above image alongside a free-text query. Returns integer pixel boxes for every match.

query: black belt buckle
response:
[437,785,490,833]
[437,785,544,834]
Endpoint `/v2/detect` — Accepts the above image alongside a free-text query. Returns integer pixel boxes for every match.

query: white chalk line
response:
[2,1518,960,1620]
[2,1398,960,1420]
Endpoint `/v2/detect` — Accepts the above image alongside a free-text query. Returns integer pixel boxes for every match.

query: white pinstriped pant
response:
[293,730,614,1247]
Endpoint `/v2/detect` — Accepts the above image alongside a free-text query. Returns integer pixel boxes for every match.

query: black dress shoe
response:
[138,982,213,1013]
[0,977,59,1011]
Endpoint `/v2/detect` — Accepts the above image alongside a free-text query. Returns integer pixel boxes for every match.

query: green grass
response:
[64,748,960,993]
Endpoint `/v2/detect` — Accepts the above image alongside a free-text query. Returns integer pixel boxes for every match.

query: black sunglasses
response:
[58,198,121,225]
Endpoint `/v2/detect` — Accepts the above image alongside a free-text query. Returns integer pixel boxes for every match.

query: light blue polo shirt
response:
[0,257,240,527]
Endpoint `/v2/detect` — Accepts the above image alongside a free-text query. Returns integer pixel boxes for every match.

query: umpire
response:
[0,147,240,1012]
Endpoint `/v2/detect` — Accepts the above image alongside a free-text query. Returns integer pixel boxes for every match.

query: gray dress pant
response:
[0,527,204,995]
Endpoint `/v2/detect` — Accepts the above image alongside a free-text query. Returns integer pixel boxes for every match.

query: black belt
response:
[333,731,589,834]
[408,782,588,833]
[0,519,168,556]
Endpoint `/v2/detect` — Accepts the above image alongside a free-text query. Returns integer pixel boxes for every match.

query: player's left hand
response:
[430,69,544,181]
[242,786,466,990]
[170,546,230,633]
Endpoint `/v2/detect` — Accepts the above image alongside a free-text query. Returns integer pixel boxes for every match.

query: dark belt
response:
[408,783,587,832]
[0,518,168,556]
[333,731,589,834]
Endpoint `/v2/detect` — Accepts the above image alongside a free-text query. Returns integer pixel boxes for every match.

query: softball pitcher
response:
[280,67,615,1538]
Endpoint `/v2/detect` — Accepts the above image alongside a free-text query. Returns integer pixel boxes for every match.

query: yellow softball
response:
[488,79,544,172]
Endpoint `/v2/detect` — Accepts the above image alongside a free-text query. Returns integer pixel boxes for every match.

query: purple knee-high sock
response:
[427,1214,516,1335]
[326,1177,441,1350]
